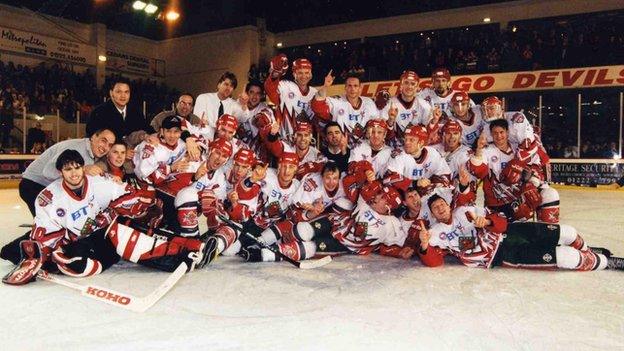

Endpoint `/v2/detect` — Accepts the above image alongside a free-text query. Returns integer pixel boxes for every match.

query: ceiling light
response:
[483,17,491,23]
[98,55,107,62]
[132,1,147,10]
[165,10,180,21]
[276,42,283,48]
[145,4,158,14]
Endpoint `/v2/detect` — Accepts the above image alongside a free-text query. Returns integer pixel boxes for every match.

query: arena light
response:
[276,42,283,48]
[144,3,158,14]
[132,1,147,10]
[512,26,518,32]
[165,10,180,21]
[483,17,491,23]
[98,55,107,62]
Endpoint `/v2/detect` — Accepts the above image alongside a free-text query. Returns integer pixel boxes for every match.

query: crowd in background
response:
[252,10,624,85]
[0,60,179,153]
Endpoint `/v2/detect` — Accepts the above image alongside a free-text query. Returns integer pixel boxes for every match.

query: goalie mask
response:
[482,96,504,122]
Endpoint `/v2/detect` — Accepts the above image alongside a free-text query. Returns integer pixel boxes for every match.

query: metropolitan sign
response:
[0,25,96,65]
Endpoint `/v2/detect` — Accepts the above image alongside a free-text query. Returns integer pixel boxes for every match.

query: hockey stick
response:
[217,215,332,269]
[36,262,187,313]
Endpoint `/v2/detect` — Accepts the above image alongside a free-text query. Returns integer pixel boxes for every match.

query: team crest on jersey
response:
[542,253,553,262]
[288,92,295,99]
[56,208,65,217]
[338,108,345,116]
[142,144,154,159]
[37,189,53,207]
[303,178,319,192]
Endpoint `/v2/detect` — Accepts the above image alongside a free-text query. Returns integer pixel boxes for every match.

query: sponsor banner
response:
[0,158,34,179]
[106,49,165,77]
[0,26,96,64]
[550,159,624,186]
[326,65,624,97]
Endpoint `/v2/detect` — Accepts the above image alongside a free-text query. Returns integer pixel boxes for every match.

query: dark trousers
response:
[492,222,560,267]
[19,178,46,217]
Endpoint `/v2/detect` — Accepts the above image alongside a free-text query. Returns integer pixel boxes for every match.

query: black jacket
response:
[86,100,154,141]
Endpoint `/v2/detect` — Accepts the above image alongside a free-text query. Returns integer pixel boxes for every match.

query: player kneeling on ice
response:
[2,150,217,286]
[417,194,623,271]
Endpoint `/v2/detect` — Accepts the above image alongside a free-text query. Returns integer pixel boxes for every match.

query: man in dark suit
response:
[86,77,154,146]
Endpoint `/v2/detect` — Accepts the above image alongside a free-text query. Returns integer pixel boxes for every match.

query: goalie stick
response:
[217,215,332,269]
[36,261,188,313]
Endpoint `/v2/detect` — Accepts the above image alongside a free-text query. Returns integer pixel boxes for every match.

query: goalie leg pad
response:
[2,240,44,285]
[107,221,185,262]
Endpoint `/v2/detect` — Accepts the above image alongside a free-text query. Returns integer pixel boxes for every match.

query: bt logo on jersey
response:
[411,168,424,177]
[348,114,359,121]
[71,205,89,220]
[296,100,309,110]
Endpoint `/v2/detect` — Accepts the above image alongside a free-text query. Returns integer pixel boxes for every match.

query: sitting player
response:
[348,119,394,178]
[417,194,623,271]
[3,150,216,286]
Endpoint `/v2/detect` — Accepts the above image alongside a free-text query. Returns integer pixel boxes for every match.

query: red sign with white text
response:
[325,65,624,97]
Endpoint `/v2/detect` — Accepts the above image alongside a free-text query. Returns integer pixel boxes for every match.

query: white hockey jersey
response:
[427,205,504,268]
[380,96,433,132]
[292,172,347,211]
[32,175,131,249]
[270,79,318,138]
[349,141,394,178]
[448,107,486,148]
[321,96,379,147]
[386,146,452,181]
[133,141,186,185]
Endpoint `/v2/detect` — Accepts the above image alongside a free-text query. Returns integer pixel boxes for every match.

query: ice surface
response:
[1,188,623,351]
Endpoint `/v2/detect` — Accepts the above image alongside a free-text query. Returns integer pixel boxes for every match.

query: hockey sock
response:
[558,224,588,251]
[555,246,607,271]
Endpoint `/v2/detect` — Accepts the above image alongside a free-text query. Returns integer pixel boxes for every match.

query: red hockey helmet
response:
[450,91,470,105]
[209,137,233,158]
[233,148,256,167]
[292,58,312,72]
[294,121,313,134]
[482,96,504,122]
[381,186,402,212]
[278,152,299,165]
[441,120,463,135]
[366,119,388,131]
[404,125,428,142]
[217,114,238,130]
[400,70,419,82]
[432,67,451,80]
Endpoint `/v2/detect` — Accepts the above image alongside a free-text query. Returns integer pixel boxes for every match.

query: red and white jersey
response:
[256,169,301,226]
[426,206,505,268]
[133,141,186,185]
[470,144,517,207]
[315,96,379,147]
[431,144,473,182]
[481,111,538,164]
[349,141,393,178]
[265,78,317,138]
[32,175,131,249]
[381,96,432,132]
[188,168,228,201]
[418,88,474,115]
[386,146,452,182]
[333,197,408,255]
[448,107,486,148]
[292,173,347,211]
[238,103,275,148]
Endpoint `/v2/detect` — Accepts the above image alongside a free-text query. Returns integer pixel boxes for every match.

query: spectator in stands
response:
[27,122,47,154]
[86,77,154,148]
[0,89,14,151]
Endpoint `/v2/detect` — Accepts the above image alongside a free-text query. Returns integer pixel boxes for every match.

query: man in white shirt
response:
[193,72,245,133]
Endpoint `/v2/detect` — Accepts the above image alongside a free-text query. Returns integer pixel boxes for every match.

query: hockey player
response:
[2,150,216,285]
[238,162,349,263]
[431,120,476,188]
[418,68,465,113]
[94,142,128,182]
[383,125,452,195]
[174,137,233,237]
[264,120,327,179]
[447,91,485,148]
[380,70,437,146]
[470,119,559,223]
[311,72,378,147]
[265,54,317,138]
[236,81,275,158]
[348,119,394,178]
[329,180,420,258]
[480,95,550,180]
[417,194,621,271]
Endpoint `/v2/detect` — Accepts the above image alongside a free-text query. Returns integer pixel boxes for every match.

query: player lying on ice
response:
[417,194,623,271]
[2,150,218,286]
